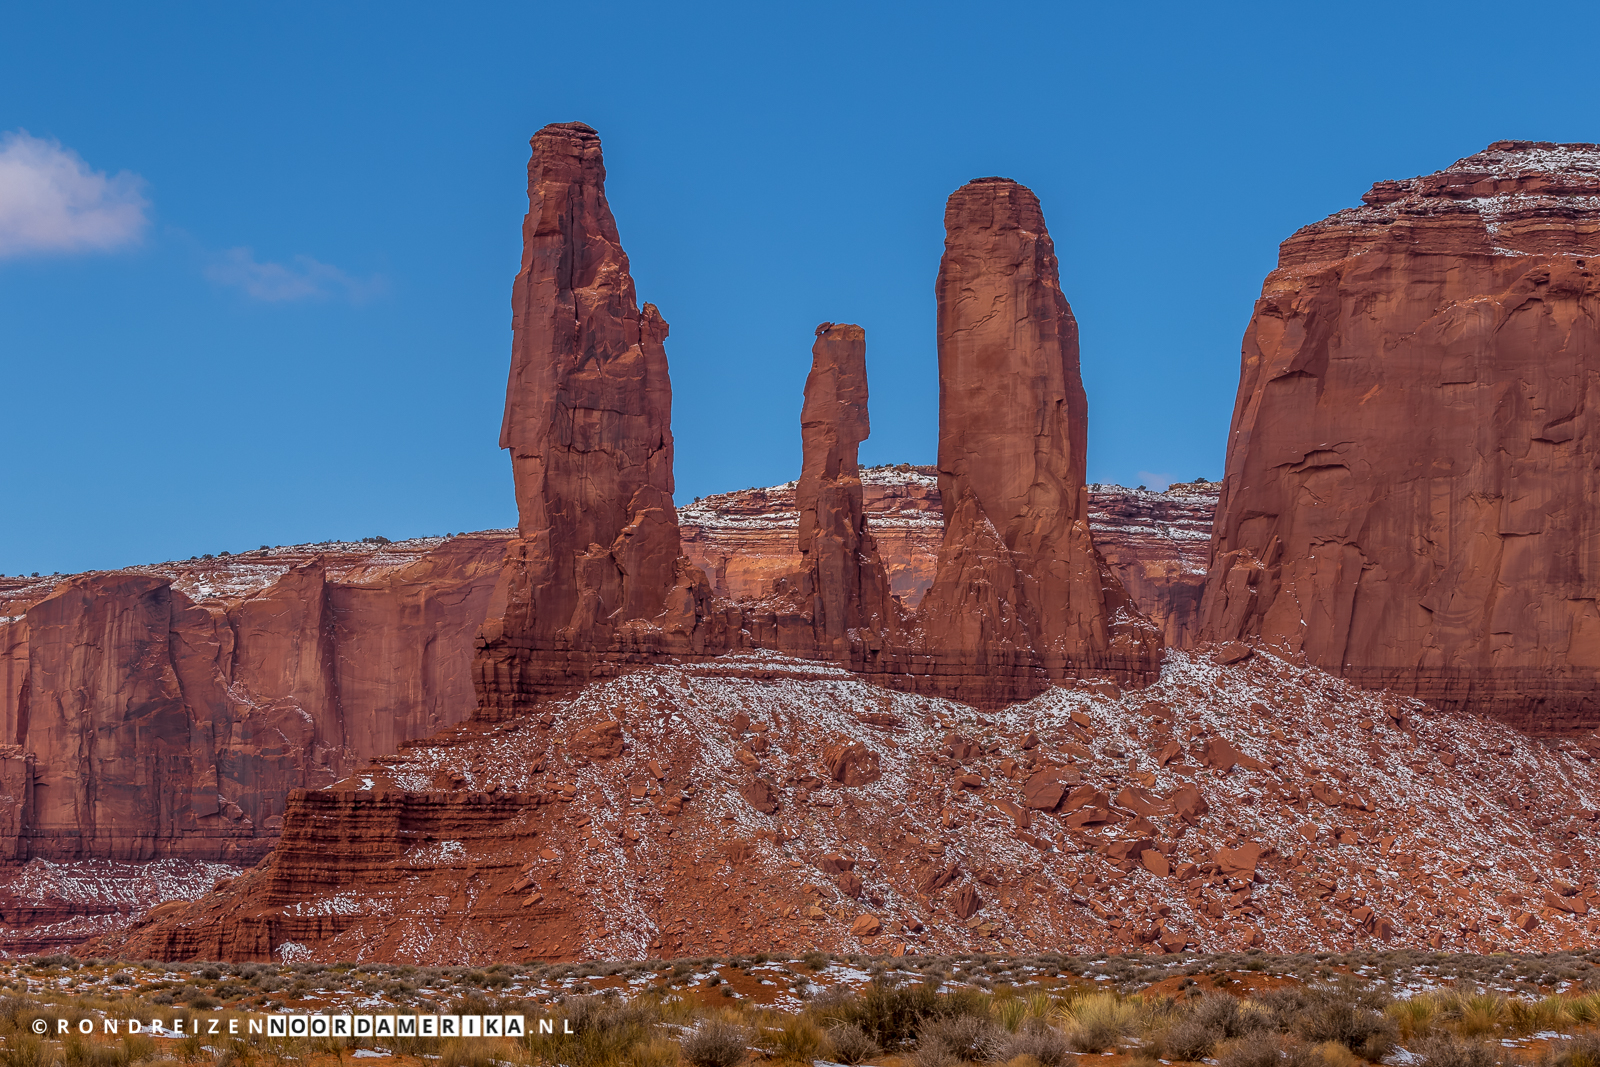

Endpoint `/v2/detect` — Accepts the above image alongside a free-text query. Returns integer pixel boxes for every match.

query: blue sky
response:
[5,2,1599,575]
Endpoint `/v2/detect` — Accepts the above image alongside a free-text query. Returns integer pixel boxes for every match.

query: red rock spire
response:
[497,121,682,644]
[793,322,896,643]
[919,177,1160,680]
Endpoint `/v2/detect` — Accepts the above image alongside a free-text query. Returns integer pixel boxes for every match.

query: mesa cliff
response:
[1202,141,1600,732]
[0,536,509,865]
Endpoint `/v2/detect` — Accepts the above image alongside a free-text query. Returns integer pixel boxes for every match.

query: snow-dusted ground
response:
[131,644,1600,966]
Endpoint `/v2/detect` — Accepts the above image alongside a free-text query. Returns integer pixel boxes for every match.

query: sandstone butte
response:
[474,122,1160,717]
[1202,141,1600,732]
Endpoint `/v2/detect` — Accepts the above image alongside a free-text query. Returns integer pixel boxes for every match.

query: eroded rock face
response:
[1202,141,1600,731]
[679,469,942,607]
[479,120,692,711]
[787,323,898,645]
[1088,482,1218,648]
[0,536,507,863]
[920,178,1162,691]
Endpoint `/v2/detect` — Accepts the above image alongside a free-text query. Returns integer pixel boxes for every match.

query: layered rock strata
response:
[680,474,1217,646]
[1201,141,1600,732]
[1088,482,1219,647]
[919,178,1162,694]
[679,468,943,608]
[99,646,1600,964]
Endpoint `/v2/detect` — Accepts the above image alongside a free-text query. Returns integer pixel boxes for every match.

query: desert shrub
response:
[1291,988,1397,1060]
[1564,994,1600,1026]
[1506,996,1568,1036]
[680,1019,750,1067]
[175,1035,204,1067]
[994,997,1028,1033]
[1215,1032,1301,1067]
[1414,1033,1504,1067]
[801,952,830,972]
[915,1014,1001,1063]
[119,1035,155,1065]
[1549,1033,1600,1067]
[1164,1013,1225,1062]
[522,995,657,1067]
[995,1022,1071,1067]
[1386,995,1439,1040]
[62,1036,128,1067]
[824,1024,879,1066]
[630,1038,681,1067]
[810,977,944,1047]
[1443,993,1508,1037]
[764,1016,823,1064]
[1160,994,1274,1060]
[439,1038,503,1067]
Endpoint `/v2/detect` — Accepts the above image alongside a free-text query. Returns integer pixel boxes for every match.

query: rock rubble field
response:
[95,644,1599,963]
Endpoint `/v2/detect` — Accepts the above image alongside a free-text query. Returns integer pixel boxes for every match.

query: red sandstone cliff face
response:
[680,467,943,608]
[1201,142,1600,732]
[1088,482,1219,648]
[0,535,509,864]
[681,473,1217,647]
[919,178,1161,690]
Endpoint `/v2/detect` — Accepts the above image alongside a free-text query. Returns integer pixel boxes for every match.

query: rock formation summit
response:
[1202,141,1600,731]
[920,177,1162,695]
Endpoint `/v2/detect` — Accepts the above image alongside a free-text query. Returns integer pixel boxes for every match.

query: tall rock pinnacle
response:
[919,177,1160,683]
[497,121,682,644]
[793,323,896,643]
[477,121,699,711]
[1202,141,1600,730]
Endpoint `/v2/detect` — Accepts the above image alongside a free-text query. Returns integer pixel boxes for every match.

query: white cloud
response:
[0,130,149,257]
[205,246,385,303]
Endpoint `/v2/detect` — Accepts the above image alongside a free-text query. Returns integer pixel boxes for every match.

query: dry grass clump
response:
[1412,1032,1506,1067]
[1052,991,1140,1053]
